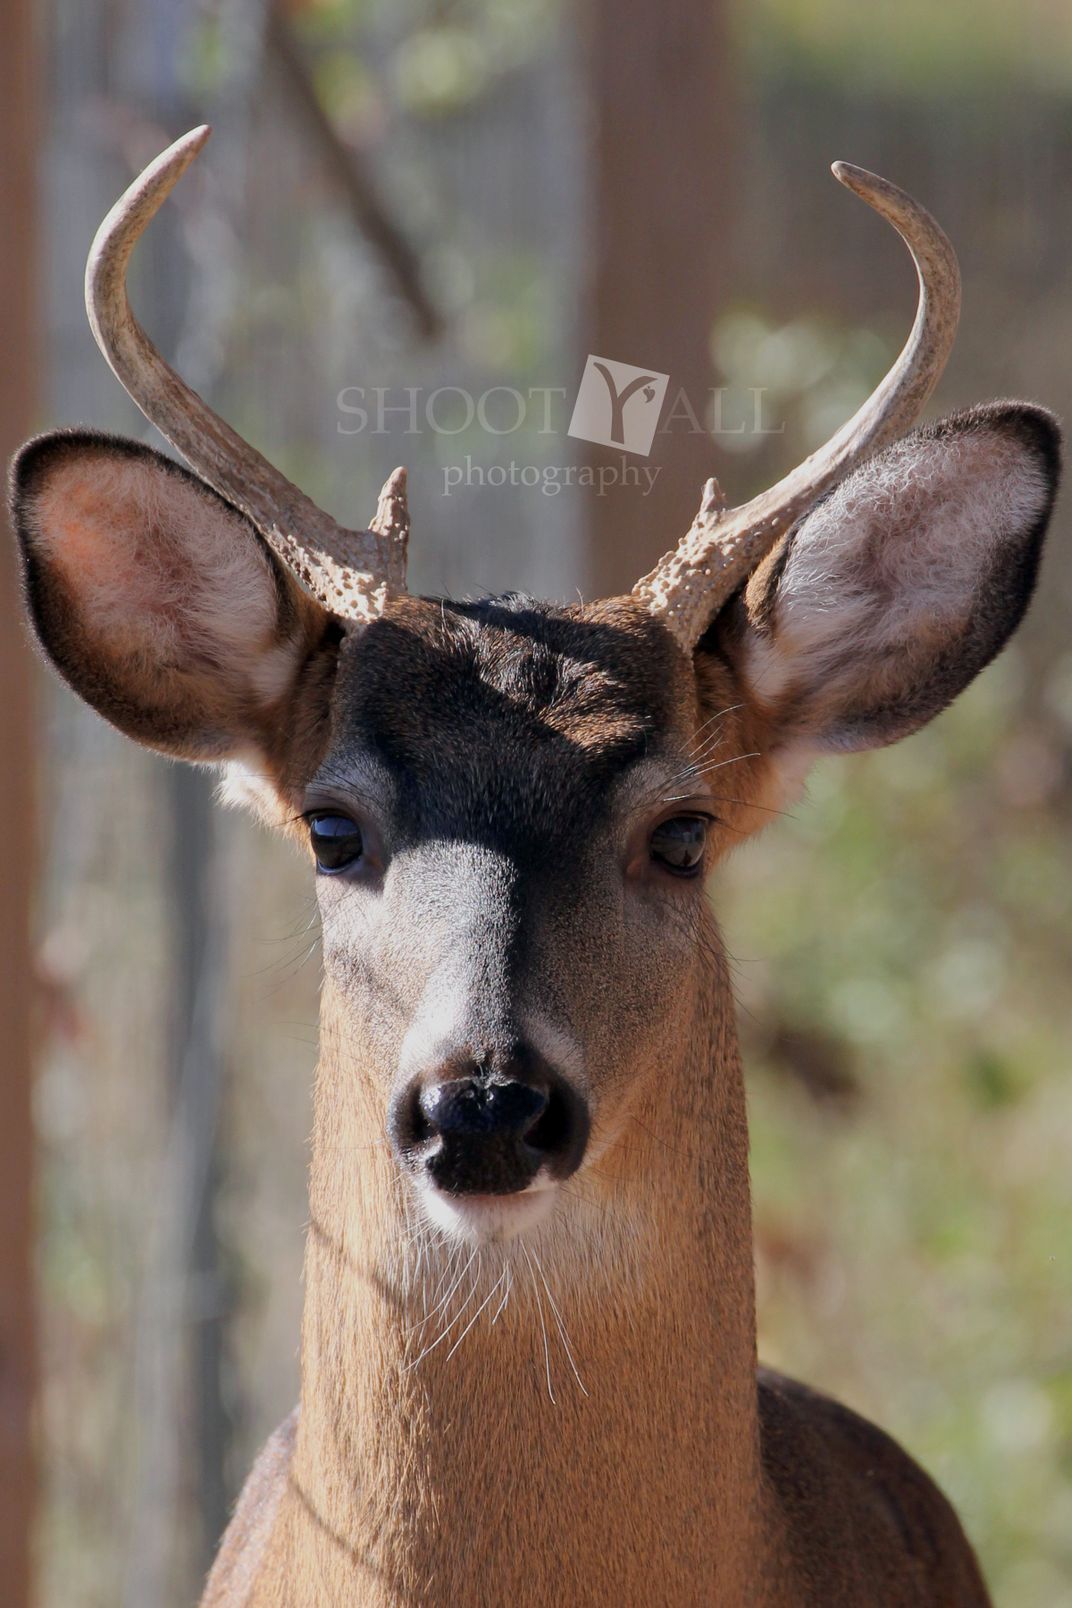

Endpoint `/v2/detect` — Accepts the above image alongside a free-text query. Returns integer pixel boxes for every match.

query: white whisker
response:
[406,1250,484,1371]
[523,1244,556,1406]
[530,1246,588,1398]
[688,703,743,756]
[491,1260,513,1325]
[687,750,761,780]
[444,1261,508,1363]
[408,1242,473,1337]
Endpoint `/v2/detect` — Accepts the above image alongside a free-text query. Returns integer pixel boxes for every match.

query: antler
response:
[632,163,961,649]
[85,125,408,620]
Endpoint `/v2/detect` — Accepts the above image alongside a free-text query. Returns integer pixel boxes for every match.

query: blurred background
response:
[1,1,1071,1604]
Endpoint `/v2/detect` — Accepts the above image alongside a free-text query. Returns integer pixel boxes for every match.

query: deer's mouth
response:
[417,1178,559,1244]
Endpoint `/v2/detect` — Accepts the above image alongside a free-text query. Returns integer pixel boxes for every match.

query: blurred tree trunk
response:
[0,1,38,1603]
[168,767,232,1586]
[577,0,735,596]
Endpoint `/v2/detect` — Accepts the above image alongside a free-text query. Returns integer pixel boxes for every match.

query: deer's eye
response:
[309,814,364,873]
[650,815,707,876]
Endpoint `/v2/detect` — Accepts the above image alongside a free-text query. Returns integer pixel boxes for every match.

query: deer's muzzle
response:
[390,1048,589,1201]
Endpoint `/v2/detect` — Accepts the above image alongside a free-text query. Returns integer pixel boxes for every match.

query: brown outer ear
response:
[9,429,342,765]
[704,402,1061,755]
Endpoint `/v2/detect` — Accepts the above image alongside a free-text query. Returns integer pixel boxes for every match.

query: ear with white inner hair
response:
[711,402,1060,790]
[10,430,339,775]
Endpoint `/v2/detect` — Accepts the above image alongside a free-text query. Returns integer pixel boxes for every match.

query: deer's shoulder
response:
[756,1369,991,1608]
[201,1408,298,1607]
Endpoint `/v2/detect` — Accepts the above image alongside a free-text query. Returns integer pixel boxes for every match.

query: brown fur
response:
[195,597,986,1608]
[10,407,1061,1606]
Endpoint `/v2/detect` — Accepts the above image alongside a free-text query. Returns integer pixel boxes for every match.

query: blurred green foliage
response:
[286,0,558,119]
[711,292,1072,1604]
[745,0,1072,92]
[725,665,1072,1603]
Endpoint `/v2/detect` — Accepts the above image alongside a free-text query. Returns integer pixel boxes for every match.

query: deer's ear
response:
[714,403,1060,784]
[10,431,338,764]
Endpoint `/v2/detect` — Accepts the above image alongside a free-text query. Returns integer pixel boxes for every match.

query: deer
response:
[10,126,1060,1607]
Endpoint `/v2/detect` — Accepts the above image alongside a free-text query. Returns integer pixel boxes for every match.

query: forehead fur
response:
[317,593,693,840]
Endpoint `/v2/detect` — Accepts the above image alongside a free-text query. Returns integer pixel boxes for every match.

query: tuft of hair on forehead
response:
[340,592,691,766]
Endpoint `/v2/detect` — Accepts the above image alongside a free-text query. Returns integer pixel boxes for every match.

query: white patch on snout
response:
[417,1178,559,1244]
[397,976,474,1087]
[393,915,587,1248]
[517,1011,587,1091]
[399,972,586,1095]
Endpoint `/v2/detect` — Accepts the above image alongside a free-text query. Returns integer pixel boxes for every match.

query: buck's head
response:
[11,131,1060,1246]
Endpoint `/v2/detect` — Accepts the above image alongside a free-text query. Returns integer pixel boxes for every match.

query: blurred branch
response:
[266,4,444,343]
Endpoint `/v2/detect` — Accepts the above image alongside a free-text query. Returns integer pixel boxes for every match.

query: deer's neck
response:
[285,955,770,1605]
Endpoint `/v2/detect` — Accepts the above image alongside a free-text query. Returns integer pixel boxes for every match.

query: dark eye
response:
[650,815,708,876]
[309,814,364,873]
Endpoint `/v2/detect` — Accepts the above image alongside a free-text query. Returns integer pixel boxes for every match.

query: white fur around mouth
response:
[417,1179,558,1243]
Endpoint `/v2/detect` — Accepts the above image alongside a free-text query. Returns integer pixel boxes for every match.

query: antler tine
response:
[85,125,407,619]
[633,163,961,649]
[369,465,410,560]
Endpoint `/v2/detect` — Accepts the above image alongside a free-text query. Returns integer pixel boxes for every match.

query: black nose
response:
[391,1051,588,1197]
[418,1078,548,1141]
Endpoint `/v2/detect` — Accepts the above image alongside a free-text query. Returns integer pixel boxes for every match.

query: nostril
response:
[490,1080,548,1136]
[399,1080,431,1150]
[523,1081,571,1157]
[410,1102,430,1147]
